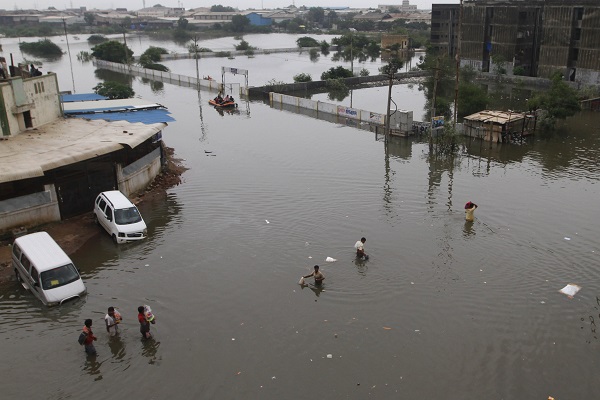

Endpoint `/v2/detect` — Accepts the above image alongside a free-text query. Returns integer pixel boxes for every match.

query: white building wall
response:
[0,74,62,136]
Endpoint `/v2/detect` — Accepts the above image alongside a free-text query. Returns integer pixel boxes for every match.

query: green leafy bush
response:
[93,81,135,99]
[293,73,312,83]
[91,41,133,63]
[296,36,319,48]
[321,66,353,80]
[19,39,63,58]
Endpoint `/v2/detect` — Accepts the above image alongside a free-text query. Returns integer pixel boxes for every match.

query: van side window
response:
[13,244,22,259]
[21,255,31,271]
[98,198,107,213]
[31,267,39,283]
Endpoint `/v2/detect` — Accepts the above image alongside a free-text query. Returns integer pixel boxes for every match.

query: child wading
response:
[465,201,478,221]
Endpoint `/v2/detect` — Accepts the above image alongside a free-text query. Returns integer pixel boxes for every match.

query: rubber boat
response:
[209,99,237,108]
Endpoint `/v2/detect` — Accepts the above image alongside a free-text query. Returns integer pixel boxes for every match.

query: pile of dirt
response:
[0,145,187,283]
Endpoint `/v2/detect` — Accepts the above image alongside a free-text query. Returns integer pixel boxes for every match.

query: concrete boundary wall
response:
[157,47,322,61]
[93,60,242,96]
[0,185,61,232]
[270,93,387,126]
[118,147,162,197]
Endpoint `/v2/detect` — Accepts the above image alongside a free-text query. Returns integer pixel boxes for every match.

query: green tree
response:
[458,82,488,118]
[177,17,188,30]
[527,72,581,127]
[139,46,169,71]
[379,57,403,76]
[19,39,63,58]
[84,12,95,25]
[93,81,135,99]
[91,41,133,63]
[211,5,235,12]
[231,14,250,32]
[296,36,319,48]
[491,54,507,75]
[293,73,312,82]
[307,7,325,25]
[321,66,353,80]
[87,34,108,44]
[235,40,253,51]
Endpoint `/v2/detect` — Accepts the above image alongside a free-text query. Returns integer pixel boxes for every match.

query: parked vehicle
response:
[12,232,86,306]
[94,190,147,244]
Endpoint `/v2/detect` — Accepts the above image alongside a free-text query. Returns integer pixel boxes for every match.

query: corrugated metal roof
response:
[71,109,175,124]
[463,110,525,124]
[60,93,107,102]
[62,98,175,124]
[0,118,166,183]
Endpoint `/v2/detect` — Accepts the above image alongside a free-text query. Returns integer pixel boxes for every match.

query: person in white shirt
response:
[354,237,368,259]
[105,306,120,336]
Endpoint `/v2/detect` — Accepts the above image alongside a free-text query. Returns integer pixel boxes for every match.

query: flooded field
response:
[1,33,600,399]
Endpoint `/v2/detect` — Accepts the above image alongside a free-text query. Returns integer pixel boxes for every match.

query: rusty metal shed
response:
[463,110,536,142]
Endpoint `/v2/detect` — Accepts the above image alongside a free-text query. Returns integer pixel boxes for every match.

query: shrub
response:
[87,34,108,44]
[93,81,135,99]
[296,36,319,48]
[321,66,353,80]
[359,68,370,77]
[513,66,526,76]
[215,51,231,58]
[91,41,133,63]
[19,39,63,58]
[293,73,312,83]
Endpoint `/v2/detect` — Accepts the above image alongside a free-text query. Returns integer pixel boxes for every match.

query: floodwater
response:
[1,34,600,399]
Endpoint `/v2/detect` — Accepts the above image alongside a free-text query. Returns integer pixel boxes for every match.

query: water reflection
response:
[462,220,476,238]
[140,77,165,95]
[141,338,161,365]
[301,283,325,298]
[94,68,134,86]
[83,353,103,381]
[108,335,126,361]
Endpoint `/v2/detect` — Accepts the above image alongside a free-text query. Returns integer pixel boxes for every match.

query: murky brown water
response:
[1,35,600,399]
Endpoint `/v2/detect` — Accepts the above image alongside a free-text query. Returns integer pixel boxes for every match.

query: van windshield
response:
[40,264,80,290]
[114,207,142,225]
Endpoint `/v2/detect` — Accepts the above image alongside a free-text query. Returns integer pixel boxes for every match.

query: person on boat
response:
[229,96,235,103]
[303,265,325,285]
[354,237,368,259]
[224,95,231,102]
[214,94,223,104]
[465,201,478,221]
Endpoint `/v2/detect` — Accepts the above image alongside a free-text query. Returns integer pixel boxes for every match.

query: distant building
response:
[379,1,418,13]
[432,0,600,84]
[381,34,410,50]
[246,12,272,26]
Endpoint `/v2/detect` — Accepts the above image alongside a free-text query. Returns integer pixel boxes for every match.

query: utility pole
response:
[453,0,464,125]
[63,18,76,93]
[430,57,440,150]
[385,68,394,137]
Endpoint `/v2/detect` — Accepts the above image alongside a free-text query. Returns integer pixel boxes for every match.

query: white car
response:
[94,190,147,244]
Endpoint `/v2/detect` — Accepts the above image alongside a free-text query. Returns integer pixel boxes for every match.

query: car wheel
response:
[112,234,118,244]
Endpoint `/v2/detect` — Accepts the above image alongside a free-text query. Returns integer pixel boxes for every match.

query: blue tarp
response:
[70,109,175,124]
[61,93,107,102]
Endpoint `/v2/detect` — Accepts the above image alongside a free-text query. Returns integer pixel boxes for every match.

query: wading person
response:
[303,265,325,285]
[82,319,97,355]
[138,306,151,339]
[105,306,120,337]
[465,201,478,222]
[354,237,368,259]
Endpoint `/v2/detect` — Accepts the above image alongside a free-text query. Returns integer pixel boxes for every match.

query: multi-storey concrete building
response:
[431,0,600,84]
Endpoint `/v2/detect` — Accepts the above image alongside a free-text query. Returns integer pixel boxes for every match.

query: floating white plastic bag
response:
[299,277,305,285]
[325,257,337,262]
[559,283,581,298]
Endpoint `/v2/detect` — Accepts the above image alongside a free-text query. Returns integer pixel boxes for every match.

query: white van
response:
[12,232,87,306]
[94,190,147,244]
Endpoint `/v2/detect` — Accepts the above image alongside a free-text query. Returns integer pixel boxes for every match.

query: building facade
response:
[431,0,600,84]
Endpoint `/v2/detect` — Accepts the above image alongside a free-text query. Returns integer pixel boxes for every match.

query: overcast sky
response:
[18,0,460,12]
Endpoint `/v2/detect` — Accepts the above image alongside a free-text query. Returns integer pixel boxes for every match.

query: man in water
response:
[355,237,367,259]
[82,319,98,355]
[303,265,325,285]
[105,306,120,337]
[465,201,478,222]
